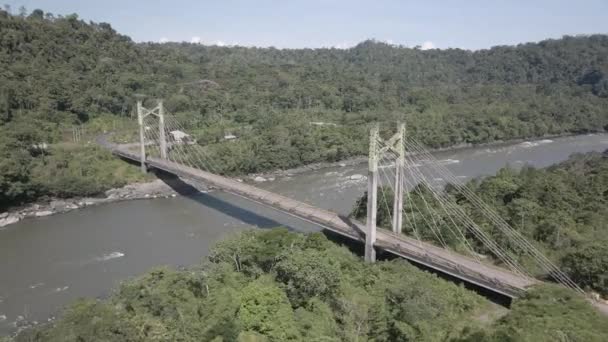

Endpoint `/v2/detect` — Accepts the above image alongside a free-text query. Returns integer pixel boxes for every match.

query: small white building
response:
[224,134,237,141]
[170,130,194,144]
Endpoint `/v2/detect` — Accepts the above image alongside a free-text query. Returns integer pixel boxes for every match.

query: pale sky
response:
[5,0,608,50]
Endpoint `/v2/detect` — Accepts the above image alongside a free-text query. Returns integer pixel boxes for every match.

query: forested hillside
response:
[10,229,608,341]
[1,8,608,207]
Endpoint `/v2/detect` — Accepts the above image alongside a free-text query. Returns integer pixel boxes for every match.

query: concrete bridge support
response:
[365,123,407,262]
[158,101,167,160]
[392,123,405,234]
[137,100,147,173]
[365,125,379,262]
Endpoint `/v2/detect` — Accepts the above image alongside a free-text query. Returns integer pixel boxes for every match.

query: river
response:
[1,133,607,334]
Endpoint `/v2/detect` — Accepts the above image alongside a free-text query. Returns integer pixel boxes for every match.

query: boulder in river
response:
[0,214,21,227]
[349,174,365,180]
[253,176,267,182]
[66,203,79,210]
[35,210,54,217]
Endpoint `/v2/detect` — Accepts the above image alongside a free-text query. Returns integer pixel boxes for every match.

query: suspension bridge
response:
[105,100,597,302]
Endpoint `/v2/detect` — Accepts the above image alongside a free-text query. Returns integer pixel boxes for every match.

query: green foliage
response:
[15,228,489,341]
[293,298,340,341]
[16,300,137,342]
[466,285,608,342]
[208,228,306,276]
[238,276,301,341]
[274,248,342,305]
[562,242,608,297]
[465,152,608,294]
[0,140,148,208]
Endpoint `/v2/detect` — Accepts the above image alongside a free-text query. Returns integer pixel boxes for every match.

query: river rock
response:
[50,200,78,212]
[268,177,276,181]
[339,163,347,167]
[0,314,6,322]
[106,192,119,200]
[0,212,7,219]
[253,176,267,182]
[0,214,21,227]
[35,210,54,217]
[50,200,64,210]
[349,174,365,180]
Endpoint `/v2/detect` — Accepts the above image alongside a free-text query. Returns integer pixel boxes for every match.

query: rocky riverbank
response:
[0,178,209,228]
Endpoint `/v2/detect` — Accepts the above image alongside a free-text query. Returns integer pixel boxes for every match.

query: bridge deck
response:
[113,145,537,298]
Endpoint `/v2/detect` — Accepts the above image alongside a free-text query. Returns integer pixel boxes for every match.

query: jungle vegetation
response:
[2,8,608,207]
[11,229,608,341]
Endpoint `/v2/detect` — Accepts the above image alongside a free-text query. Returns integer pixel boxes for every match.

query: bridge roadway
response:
[112,144,537,298]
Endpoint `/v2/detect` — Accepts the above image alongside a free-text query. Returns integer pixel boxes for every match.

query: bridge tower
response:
[136,101,147,173]
[365,125,379,262]
[136,100,168,173]
[158,101,168,160]
[391,123,406,235]
[365,123,407,262]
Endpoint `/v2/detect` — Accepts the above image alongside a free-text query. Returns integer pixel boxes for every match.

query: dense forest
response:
[8,229,608,341]
[1,8,608,207]
[353,151,608,297]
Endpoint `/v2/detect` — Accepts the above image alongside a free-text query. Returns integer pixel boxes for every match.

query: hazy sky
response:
[5,0,608,50]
